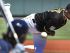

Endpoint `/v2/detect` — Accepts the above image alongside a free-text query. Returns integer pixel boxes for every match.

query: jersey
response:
[22,13,40,33]
[0,39,12,53]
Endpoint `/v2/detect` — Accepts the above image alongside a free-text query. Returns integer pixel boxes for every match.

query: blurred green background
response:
[0,18,70,40]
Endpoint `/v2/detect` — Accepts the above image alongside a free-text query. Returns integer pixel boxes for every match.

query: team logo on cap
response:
[16,23,22,27]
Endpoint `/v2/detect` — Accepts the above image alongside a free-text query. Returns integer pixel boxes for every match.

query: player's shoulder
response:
[48,8,65,13]
[0,39,12,47]
[0,39,7,44]
[0,39,12,53]
[28,13,36,18]
[0,39,7,50]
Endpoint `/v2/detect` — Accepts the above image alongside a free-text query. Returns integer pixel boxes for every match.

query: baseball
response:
[41,32,48,38]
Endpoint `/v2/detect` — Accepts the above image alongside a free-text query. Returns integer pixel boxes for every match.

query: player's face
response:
[65,10,70,20]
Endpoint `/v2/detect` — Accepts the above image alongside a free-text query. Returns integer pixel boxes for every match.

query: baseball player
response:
[0,19,28,53]
[21,3,70,53]
[0,2,29,53]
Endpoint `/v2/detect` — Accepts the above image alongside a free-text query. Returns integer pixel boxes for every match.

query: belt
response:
[32,19,36,23]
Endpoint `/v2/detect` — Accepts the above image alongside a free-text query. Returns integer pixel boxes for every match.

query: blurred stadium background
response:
[0,0,70,53]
